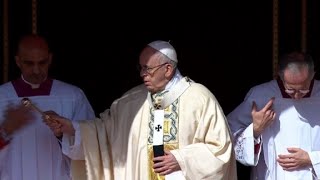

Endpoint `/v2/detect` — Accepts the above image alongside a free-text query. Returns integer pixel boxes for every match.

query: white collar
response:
[21,75,43,89]
[164,69,183,91]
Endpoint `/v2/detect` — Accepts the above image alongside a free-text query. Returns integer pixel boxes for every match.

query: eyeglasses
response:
[284,89,310,95]
[137,63,168,74]
[282,78,311,97]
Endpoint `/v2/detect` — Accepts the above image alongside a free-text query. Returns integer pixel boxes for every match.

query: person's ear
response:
[165,64,174,77]
[15,56,22,68]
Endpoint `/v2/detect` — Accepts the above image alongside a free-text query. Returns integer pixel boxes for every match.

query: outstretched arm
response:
[43,111,75,136]
[43,111,86,160]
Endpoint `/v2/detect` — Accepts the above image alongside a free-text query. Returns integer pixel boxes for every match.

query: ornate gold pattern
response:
[147,97,179,179]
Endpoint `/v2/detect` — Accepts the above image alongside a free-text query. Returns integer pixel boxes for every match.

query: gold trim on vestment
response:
[148,144,179,180]
[148,99,179,180]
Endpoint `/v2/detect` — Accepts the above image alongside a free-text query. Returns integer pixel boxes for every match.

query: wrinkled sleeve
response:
[78,110,113,180]
[62,89,95,160]
[227,88,266,167]
[62,121,84,160]
[308,151,320,178]
[63,109,113,180]
[171,93,236,180]
[234,124,262,166]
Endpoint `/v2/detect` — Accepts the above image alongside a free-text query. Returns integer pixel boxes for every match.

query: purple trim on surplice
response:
[12,78,53,97]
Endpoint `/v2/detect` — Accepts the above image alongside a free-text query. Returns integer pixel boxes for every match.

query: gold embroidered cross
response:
[152,90,168,110]
[154,97,162,109]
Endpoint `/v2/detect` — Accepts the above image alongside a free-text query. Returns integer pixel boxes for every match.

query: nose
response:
[293,93,303,99]
[140,69,147,77]
[32,65,41,74]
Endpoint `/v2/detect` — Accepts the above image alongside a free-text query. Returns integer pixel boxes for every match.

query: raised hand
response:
[251,97,276,137]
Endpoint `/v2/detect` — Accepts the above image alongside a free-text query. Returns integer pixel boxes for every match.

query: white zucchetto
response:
[148,40,178,63]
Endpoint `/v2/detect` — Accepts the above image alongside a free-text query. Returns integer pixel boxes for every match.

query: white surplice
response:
[228,79,320,180]
[0,80,95,180]
[263,98,320,180]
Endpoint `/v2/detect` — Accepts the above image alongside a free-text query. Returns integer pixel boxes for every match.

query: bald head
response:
[17,34,50,56]
[15,34,52,85]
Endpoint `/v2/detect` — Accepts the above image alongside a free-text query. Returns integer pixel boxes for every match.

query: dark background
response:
[1,0,320,179]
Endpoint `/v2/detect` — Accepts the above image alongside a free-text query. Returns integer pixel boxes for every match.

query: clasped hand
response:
[153,150,181,176]
[277,147,311,171]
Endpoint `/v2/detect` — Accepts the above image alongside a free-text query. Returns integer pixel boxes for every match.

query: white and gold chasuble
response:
[69,76,237,180]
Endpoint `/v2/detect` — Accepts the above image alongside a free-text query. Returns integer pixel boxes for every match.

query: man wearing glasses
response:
[46,40,237,180]
[227,52,320,179]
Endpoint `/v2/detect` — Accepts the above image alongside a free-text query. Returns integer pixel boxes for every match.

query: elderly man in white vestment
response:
[227,51,320,180]
[0,34,95,180]
[47,40,237,180]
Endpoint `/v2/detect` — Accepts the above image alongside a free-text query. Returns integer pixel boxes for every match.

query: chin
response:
[145,86,154,93]
[30,78,45,84]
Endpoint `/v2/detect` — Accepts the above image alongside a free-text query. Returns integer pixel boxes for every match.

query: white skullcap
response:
[148,40,178,63]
